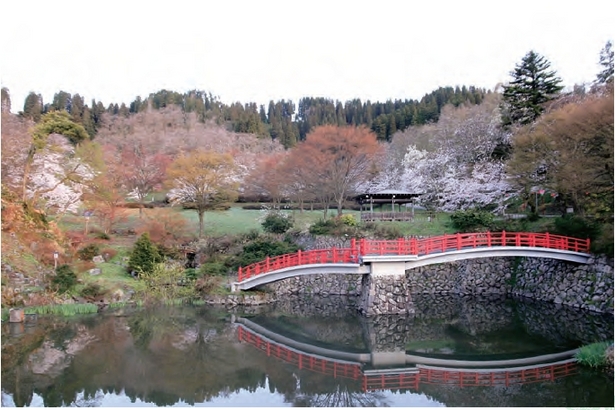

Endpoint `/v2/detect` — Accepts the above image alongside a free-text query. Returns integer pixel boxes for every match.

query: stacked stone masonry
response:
[260,255,614,315]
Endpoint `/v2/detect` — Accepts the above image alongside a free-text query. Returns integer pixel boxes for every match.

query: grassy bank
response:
[575,342,614,369]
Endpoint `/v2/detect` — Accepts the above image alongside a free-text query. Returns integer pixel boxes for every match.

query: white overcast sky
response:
[1,0,613,113]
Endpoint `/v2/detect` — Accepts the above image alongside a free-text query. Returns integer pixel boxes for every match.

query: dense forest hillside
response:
[11,85,489,147]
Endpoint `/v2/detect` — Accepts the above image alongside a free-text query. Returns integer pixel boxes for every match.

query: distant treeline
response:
[12,85,489,147]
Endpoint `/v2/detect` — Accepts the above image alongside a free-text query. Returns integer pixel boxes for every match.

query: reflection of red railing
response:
[237,326,362,380]
[237,325,578,392]
[362,362,578,391]
[237,232,590,282]
[362,372,420,391]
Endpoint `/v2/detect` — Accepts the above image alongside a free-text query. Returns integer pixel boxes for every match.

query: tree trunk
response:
[198,210,205,238]
[337,198,344,216]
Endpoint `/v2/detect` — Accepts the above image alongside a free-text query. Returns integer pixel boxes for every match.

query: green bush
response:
[575,342,612,368]
[262,212,294,234]
[339,214,358,227]
[235,239,300,268]
[308,218,358,237]
[77,243,100,261]
[184,268,198,281]
[552,215,600,240]
[128,232,163,276]
[198,262,228,276]
[591,224,614,257]
[450,209,495,232]
[241,229,261,241]
[52,264,77,294]
[309,219,334,235]
[79,283,104,299]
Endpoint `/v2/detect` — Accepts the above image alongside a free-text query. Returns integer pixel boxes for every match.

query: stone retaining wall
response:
[257,255,614,315]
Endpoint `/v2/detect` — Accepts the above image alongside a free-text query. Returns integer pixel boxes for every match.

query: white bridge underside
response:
[232,247,590,291]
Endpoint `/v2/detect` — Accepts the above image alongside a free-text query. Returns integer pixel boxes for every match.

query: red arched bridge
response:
[232,231,591,291]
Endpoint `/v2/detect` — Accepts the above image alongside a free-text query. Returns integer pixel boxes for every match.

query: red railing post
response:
[487,231,492,247]
[266,256,270,272]
[360,238,366,256]
[297,249,302,265]
[515,232,520,247]
[332,247,337,263]
[545,232,550,249]
[456,233,461,250]
[238,266,243,281]
[501,230,506,247]
[411,238,417,255]
[351,238,356,255]
[398,238,404,255]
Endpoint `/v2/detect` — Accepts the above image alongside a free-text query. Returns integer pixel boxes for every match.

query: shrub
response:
[591,224,614,257]
[450,209,494,232]
[184,268,198,281]
[195,275,220,294]
[552,215,600,240]
[52,264,77,294]
[128,233,163,276]
[241,229,261,241]
[198,262,228,276]
[139,262,197,301]
[575,342,612,368]
[339,214,358,227]
[77,243,100,261]
[262,212,294,234]
[309,219,334,235]
[235,239,300,268]
[79,283,105,299]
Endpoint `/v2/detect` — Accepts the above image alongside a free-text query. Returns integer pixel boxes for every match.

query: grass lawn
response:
[57,206,554,241]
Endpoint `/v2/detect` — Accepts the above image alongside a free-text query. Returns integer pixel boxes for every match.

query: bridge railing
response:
[238,246,357,281]
[237,232,590,282]
[359,231,591,256]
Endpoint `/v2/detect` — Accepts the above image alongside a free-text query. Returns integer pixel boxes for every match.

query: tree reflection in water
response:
[291,384,389,407]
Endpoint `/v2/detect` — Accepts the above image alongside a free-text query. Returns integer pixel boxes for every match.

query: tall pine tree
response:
[501,50,563,127]
[596,40,614,85]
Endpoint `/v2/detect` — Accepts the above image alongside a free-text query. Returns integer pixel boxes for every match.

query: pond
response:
[1,294,613,407]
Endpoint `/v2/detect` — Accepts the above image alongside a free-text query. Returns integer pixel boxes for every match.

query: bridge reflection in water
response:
[235,317,578,393]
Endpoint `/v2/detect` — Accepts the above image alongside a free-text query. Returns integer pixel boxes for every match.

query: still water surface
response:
[1,294,613,407]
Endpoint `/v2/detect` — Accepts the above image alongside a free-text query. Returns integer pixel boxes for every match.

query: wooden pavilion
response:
[355,190,422,222]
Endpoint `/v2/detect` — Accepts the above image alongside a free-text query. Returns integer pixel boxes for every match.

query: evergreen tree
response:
[596,40,614,85]
[501,50,563,127]
[23,92,44,121]
[1,87,10,113]
[51,91,72,112]
[128,232,162,276]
